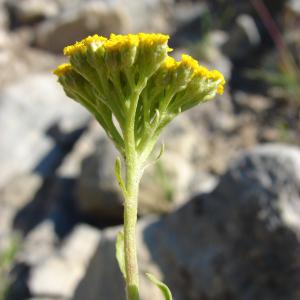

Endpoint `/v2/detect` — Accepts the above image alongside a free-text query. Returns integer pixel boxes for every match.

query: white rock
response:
[57,120,104,178]
[0,174,42,252]
[20,220,58,266]
[0,73,89,187]
[29,224,101,299]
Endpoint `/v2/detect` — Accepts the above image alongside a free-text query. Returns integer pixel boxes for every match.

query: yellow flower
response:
[53,63,72,76]
[82,34,107,46]
[181,54,199,72]
[162,56,179,70]
[104,34,139,51]
[63,41,86,56]
[138,33,169,46]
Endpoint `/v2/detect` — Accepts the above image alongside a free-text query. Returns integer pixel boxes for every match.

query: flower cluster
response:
[54,33,225,159]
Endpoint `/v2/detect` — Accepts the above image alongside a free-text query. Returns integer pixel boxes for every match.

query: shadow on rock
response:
[143,143,300,300]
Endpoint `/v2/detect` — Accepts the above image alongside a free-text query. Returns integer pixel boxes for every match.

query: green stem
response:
[124,151,140,300]
[123,88,144,300]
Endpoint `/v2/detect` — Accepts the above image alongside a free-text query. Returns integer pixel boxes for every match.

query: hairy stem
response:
[124,153,140,300]
[123,89,143,300]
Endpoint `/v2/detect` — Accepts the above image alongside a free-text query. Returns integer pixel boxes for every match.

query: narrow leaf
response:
[114,157,127,197]
[146,273,173,300]
[116,230,126,279]
[154,109,160,127]
[155,143,165,162]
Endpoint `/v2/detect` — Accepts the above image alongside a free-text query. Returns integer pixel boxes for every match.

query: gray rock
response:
[287,0,300,15]
[27,298,66,300]
[73,144,300,300]
[77,137,122,221]
[234,91,273,113]
[139,151,193,215]
[35,1,128,53]
[6,0,59,25]
[57,120,104,178]
[0,174,42,252]
[222,14,261,60]
[35,0,173,53]
[209,31,232,80]
[0,73,89,188]
[172,2,207,25]
[185,30,232,80]
[0,2,8,30]
[188,171,218,195]
[215,144,300,232]
[20,220,58,267]
[211,110,237,133]
[28,224,101,299]
[0,31,61,86]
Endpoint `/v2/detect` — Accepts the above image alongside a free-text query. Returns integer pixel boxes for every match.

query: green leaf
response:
[114,157,127,197]
[146,273,173,300]
[155,143,165,162]
[116,230,126,279]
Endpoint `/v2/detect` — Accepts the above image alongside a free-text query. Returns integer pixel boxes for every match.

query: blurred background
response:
[0,0,300,299]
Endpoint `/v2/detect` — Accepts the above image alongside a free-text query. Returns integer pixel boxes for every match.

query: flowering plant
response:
[54,33,225,300]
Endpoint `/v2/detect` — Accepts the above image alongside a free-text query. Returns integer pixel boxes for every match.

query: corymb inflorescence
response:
[54,33,225,159]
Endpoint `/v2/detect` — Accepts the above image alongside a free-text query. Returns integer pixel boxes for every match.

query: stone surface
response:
[20,220,58,267]
[172,1,207,25]
[0,174,42,252]
[234,91,273,113]
[0,30,61,86]
[77,136,122,221]
[0,73,89,187]
[188,171,218,195]
[287,0,300,15]
[73,144,300,300]
[57,120,104,178]
[139,151,193,215]
[35,0,172,53]
[28,224,101,299]
[35,1,128,53]
[6,0,59,26]
[0,1,8,30]
[222,14,261,60]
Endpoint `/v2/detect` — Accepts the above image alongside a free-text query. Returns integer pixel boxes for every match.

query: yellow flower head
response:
[207,70,226,94]
[63,35,107,56]
[63,41,86,56]
[162,56,179,70]
[82,34,107,46]
[104,34,139,51]
[181,54,199,72]
[53,63,72,76]
[54,33,226,154]
[194,65,226,95]
[138,33,169,46]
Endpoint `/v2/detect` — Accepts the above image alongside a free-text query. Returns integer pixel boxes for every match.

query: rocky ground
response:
[0,0,300,300]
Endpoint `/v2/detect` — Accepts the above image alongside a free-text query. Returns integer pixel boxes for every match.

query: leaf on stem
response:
[155,143,165,162]
[146,273,173,300]
[116,230,126,279]
[114,157,127,197]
